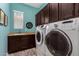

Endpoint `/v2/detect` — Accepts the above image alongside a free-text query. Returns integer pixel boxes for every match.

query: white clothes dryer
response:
[35,25,46,56]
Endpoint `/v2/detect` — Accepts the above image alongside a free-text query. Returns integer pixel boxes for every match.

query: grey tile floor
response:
[8,48,36,56]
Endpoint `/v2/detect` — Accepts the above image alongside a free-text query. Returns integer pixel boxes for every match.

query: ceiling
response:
[24,3,43,8]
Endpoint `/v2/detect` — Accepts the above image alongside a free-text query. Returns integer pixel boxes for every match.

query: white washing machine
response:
[35,25,47,56]
[45,18,79,56]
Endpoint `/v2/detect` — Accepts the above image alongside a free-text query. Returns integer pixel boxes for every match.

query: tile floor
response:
[8,48,36,56]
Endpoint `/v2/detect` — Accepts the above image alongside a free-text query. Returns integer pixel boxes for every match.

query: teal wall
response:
[10,3,38,32]
[0,3,10,56]
[10,3,47,33]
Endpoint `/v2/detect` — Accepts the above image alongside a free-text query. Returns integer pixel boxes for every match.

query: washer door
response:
[45,29,72,56]
[36,30,43,45]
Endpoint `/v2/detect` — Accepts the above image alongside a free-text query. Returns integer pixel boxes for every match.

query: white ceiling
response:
[24,3,43,8]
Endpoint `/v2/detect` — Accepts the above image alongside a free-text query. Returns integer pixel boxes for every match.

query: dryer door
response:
[36,30,43,45]
[45,29,72,56]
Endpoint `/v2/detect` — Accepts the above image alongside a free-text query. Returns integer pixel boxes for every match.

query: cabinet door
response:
[43,4,50,24]
[49,3,59,22]
[8,36,21,53]
[40,11,45,25]
[21,35,35,49]
[75,3,79,17]
[59,3,75,20]
[36,12,41,26]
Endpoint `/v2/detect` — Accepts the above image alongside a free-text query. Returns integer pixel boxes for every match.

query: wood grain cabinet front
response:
[59,3,75,20]
[36,3,79,26]
[49,3,59,22]
[8,36,21,53]
[75,3,79,17]
[8,35,35,54]
[36,12,41,26]
[43,4,50,24]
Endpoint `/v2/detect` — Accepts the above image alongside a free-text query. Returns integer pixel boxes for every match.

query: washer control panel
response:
[61,19,76,30]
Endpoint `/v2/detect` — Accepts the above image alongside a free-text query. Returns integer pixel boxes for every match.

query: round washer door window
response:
[45,29,72,56]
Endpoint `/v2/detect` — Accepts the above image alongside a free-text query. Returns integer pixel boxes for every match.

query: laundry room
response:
[0,3,79,56]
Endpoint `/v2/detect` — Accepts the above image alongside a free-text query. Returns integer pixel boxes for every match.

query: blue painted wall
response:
[0,3,10,56]
[10,3,38,32]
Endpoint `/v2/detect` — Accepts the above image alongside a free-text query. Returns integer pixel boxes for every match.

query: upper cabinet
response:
[36,4,50,26]
[43,4,50,24]
[40,10,45,25]
[49,3,59,22]
[36,12,41,26]
[75,3,79,17]
[36,3,79,26]
[59,3,75,20]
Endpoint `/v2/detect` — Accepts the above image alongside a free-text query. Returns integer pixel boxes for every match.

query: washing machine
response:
[45,18,79,56]
[35,25,47,56]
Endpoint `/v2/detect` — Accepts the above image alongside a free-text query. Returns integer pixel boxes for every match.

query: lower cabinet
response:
[8,35,35,54]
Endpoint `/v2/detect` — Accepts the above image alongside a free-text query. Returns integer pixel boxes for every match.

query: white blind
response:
[13,10,24,29]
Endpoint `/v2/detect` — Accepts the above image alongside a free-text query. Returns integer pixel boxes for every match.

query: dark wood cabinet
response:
[75,3,79,17]
[8,34,35,53]
[36,12,41,26]
[43,4,50,24]
[40,11,45,25]
[36,4,50,26]
[36,3,59,26]
[49,3,59,22]
[8,36,21,53]
[36,3,79,26]
[59,3,75,20]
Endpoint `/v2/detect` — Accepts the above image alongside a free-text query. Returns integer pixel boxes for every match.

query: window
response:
[13,10,24,29]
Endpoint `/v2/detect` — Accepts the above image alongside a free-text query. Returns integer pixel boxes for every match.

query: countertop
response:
[8,32,35,36]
